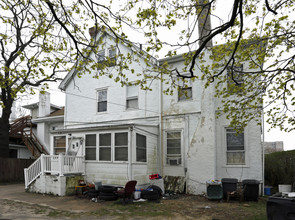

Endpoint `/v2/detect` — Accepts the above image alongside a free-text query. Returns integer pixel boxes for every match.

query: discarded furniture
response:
[226,182,245,202]
[114,180,137,204]
[221,178,238,199]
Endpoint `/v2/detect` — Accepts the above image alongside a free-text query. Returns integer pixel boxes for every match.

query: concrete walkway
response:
[0,183,104,212]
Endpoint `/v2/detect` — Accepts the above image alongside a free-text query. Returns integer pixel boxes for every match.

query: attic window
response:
[97,50,106,63]
[108,48,117,67]
[97,48,117,67]
[227,65,244,92]
[178,78,192,101]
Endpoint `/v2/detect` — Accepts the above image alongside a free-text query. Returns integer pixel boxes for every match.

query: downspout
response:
[159,63,164,176]
[128,126,133,180]
[262,108,265,196]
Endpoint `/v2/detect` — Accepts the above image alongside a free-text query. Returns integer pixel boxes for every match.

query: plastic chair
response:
[115,180,137,204]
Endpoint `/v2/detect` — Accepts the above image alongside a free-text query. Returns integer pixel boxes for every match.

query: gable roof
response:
[59,26,158,91]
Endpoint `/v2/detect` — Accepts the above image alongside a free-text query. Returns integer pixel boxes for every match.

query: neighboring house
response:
[25,27,264,196]
[7,92,63,159]
[263,141,284,154]
[22,92,64,152]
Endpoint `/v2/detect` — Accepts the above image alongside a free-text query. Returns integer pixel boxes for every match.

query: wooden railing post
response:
[24,168,28,189]
[40,154,44,175]
[59,153,64,176]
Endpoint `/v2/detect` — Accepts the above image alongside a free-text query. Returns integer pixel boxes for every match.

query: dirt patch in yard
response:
[0,194,267,220]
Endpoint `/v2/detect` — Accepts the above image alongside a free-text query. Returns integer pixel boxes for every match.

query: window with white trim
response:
[126,84,138,109]
[226,128,245,165]
[108,47,117,66]
[99,133,111,161]
[166,132,181,165]
[53,136,66,155]
[85,134,96,160]
[115,132,128,161]
[97,48,116,67]
[178,78,192,101]
[97,89,107,112]
[136,133,146,162]
[97,50,106,63]
[227,65,244,92]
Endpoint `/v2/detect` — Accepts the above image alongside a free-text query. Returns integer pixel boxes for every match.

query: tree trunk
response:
[0,99,13,158]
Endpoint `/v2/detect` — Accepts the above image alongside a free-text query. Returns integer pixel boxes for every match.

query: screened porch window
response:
[115,132,128,161]
[136,133,147,162]
[99,133,111,161]
[85,134,96,160]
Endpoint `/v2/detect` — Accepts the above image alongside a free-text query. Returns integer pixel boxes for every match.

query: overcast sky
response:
[18,0,295,151]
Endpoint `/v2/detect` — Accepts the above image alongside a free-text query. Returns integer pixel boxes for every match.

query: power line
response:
[47,88,161,114]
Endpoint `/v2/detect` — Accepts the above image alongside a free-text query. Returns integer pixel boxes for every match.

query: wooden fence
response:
[0,158,35,183]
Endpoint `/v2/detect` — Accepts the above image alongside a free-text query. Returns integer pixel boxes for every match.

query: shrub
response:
[265,150,295,186]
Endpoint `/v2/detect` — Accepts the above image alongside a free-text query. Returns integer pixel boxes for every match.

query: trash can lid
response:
[221,178,238,183]
[242,179,260,184]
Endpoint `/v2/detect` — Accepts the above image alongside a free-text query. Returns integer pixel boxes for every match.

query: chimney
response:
[197,0,212,47]
[89,26,98,38]
[38,91,51,117]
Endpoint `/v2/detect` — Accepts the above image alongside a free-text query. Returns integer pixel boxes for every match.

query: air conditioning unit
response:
[167,157,181,166]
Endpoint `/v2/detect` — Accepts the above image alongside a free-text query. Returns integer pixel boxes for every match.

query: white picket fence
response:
[24,154,85,189]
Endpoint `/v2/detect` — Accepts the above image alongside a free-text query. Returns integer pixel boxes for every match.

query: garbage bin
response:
[206,180,223,200]
[242,179,260,201]
[267,196,295,219]
[221,178,238,199]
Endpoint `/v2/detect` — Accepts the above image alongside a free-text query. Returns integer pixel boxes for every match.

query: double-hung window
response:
[136,133,147,162]
[85,134,96,160]
[178,78,192,101]
[115,132,128,161]
[227,65,244,92]
[97,89,107,112]
[97,48,117,67]
[226,128,245,165]
[99,133,111,161]
[97,50,106,63]
[166,132,181,165]
[108,48,117,66]
[53,136,66,155]
[126,85,138,109]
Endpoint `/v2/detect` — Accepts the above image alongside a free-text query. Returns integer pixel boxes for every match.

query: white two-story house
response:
[25,26,264,196]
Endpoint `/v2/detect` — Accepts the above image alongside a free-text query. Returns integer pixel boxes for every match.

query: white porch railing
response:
[24,154,85,189]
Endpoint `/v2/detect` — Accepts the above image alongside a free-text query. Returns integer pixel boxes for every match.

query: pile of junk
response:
[76,174,164,204]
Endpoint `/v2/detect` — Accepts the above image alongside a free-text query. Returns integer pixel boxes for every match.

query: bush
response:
[265,150,295,186]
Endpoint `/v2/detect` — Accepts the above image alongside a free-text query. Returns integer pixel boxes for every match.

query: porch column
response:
[59,153,64,176]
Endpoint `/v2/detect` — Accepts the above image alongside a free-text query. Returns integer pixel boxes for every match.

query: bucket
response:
[94,181,102,191]
[264,187,272,196]
[278,184,292,192]
[134,190,141,200]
